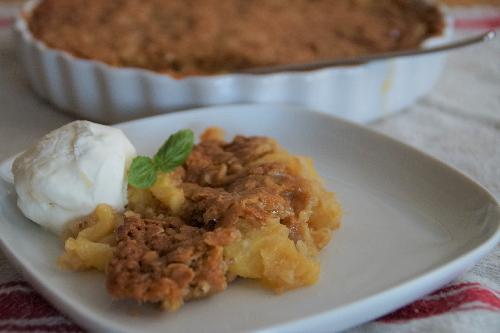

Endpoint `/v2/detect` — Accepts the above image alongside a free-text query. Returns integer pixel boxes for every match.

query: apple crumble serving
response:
[27,0,444,76]
[60,128,341,310]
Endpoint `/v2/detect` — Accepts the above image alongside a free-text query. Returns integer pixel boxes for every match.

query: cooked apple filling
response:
[60,128,341,310]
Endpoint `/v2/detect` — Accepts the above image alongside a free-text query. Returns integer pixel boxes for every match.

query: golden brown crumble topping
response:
[28,0,443,76]
[104,129,341,309]
[107,212,238,310]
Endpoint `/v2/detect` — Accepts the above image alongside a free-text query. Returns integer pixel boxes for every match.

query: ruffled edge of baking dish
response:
[14,0,454,124]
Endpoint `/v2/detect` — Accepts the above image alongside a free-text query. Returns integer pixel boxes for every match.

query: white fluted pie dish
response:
[14,0,453,124]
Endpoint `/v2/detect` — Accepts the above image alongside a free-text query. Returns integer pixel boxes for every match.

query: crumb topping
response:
[108,129,341,309]
[28,0,443,76]
[107,212,239,310]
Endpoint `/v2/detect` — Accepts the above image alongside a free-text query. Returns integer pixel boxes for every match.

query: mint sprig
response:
[128,129,194,189]
[127,157,156,189]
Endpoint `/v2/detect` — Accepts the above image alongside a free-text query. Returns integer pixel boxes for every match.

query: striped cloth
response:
[0,3,499,332]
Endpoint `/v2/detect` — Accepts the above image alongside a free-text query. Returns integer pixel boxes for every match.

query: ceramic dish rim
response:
[0,105,498,333]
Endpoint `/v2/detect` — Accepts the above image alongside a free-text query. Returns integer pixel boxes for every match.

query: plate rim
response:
[0,104,499,333]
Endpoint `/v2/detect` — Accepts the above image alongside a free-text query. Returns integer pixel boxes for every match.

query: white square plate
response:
[0,105,498,333]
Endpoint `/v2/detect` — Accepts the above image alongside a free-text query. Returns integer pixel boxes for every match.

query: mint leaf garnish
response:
[127,156,156,189]
[153,129,194,173]
[128,129,194,189]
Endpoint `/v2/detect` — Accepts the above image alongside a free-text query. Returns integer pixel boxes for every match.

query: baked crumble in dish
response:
[27,0,444,76]
[59,128,341,311]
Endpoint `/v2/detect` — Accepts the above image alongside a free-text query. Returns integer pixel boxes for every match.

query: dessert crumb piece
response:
[107,212,239,310]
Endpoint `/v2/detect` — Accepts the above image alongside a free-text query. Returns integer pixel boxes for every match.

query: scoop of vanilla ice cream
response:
[12,120,136,235]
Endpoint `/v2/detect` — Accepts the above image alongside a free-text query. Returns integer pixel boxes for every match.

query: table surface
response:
[0,4,498,333]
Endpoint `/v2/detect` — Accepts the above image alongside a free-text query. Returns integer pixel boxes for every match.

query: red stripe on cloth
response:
[455,16,500,30]
[427,282,480,296]
[0,283,84,331]
[379,284,500,322]
[426,282,499,297]
[0,323,83,333]
[0,290,62,319]
[0,17,13,28]
[456,305,500,312]
[0,281,30,290]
